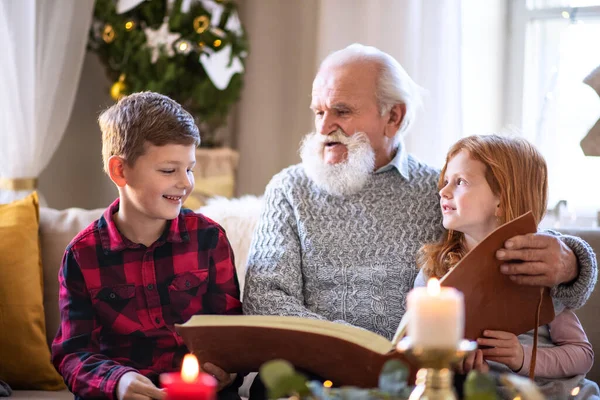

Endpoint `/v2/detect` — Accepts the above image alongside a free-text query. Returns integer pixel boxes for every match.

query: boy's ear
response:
[108,156,127,187]
[384,103,406,138]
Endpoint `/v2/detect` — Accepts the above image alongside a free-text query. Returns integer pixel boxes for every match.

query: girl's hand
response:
[457,349,489,374]
[478,330,524,371]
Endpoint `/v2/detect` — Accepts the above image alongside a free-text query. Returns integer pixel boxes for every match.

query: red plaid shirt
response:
[51,199,242,400]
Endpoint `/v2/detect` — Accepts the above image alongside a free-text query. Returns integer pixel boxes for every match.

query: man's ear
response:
[108,156,127,187]
[384,103,406,138]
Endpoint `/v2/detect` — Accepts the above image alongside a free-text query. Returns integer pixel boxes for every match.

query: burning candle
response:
[407,278,464,348]
[160,354,217,400]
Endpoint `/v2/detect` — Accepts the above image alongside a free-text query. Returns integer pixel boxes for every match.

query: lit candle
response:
[407,278,464,348]
[160,354,218,400]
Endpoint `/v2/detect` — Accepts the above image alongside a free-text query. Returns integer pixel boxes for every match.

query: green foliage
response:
[377,360,410,397]
[464,371,499,400]
[89,0,249,146]
[259,359,412,400]
[259,360,311,399]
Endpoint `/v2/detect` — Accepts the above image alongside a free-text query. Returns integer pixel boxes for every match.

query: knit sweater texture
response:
[243,157,443,340]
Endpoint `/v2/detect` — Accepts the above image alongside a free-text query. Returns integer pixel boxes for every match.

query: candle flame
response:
[571,386,581,396]
[427,278,441,296]
[323,380,333,388]
[181,354,199,383]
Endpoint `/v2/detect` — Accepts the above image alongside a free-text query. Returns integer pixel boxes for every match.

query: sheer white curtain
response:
[235,0,463,195]
[0,0,94,204]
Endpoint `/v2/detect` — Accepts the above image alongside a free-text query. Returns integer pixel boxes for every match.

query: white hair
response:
[300,130,375,196]
[318,43,424,142]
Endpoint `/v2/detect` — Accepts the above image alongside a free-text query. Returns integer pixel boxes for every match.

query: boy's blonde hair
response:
[418,134,548,279]
[99,91,201,174]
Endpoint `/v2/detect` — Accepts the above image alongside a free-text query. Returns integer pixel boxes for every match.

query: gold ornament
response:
[198,41,206,50]
[213,39,222,47]
[103,24,115,43]
[176,40,192,55]
[110,74,127,101]
[193,15,209,34]
[124,20,135,31]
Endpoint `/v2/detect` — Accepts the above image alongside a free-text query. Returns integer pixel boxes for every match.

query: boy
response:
[52,92,243,400]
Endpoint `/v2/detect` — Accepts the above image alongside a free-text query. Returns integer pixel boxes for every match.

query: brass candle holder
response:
[396,337,477,400]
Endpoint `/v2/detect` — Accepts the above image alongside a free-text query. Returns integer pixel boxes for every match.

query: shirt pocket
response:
[90,284,142,335]
[167,270,209,324]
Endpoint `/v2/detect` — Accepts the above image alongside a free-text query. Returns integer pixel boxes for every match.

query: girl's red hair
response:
[418,135,548,279]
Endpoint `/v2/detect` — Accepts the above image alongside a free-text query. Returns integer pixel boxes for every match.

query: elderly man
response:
[243,44,597,336]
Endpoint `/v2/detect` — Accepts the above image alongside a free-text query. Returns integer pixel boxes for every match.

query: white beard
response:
[299,130,376,196]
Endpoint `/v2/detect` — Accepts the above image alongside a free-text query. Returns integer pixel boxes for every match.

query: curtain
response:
[0,0,94,204]
[235,0,463,196]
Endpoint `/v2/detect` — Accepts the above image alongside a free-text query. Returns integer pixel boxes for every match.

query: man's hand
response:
[201,362,237,392]
[497,233,577,287]
[478,330,524,372]
[457,349,488,375]
[116,371,165,400]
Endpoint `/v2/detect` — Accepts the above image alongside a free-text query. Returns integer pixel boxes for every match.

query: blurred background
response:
[1,0,599,228]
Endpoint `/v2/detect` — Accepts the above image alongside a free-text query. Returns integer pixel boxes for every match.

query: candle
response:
[407,278,464,348]
[160,354,218,400]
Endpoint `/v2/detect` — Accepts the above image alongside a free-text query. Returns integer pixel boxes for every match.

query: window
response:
[507,0,600,228]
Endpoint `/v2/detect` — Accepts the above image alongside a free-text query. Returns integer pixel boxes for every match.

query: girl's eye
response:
[187,169,194,173]
[457,178,465,185]
[160,170,175,174]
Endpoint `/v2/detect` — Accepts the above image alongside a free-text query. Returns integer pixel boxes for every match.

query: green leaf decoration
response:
[378,359,409,396]
[258,359,296,389]
[464,370,499,400]
[258,360,310,399]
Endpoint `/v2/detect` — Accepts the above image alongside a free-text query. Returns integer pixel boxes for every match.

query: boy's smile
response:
[115,142,197,245]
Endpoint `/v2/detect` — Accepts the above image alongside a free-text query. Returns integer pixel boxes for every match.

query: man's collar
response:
[374,140,410,180]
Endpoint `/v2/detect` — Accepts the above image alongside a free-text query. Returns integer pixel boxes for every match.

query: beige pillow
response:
[39,207,104,348]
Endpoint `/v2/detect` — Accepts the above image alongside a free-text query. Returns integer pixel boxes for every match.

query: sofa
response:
[5,195,600,398]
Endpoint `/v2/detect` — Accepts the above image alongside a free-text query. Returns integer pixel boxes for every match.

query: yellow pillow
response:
[0,192,65,390]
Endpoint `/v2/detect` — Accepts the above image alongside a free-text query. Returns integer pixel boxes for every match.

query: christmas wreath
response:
[89,0,249,146]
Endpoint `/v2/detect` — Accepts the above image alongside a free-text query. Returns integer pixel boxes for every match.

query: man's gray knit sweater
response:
[243,158,597,341]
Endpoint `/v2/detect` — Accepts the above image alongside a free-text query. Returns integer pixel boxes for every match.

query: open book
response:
[176,212,554,386]
[394,211,555,342]
[176,315,414,388]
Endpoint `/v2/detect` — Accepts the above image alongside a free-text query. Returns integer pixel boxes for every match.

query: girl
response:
[415,135,598,398]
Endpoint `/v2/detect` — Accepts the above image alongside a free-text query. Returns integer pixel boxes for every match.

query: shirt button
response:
[185,280,191,288]
[147,284,154,290]
[109,293,116,299]
[155,317,161,324]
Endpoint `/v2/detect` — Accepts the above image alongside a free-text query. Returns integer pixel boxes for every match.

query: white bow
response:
[200,44,244,90]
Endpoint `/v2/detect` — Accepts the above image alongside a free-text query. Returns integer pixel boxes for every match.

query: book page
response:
[179,315,394,354]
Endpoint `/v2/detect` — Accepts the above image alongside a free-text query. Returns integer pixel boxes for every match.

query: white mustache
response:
[319,130,351,145]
